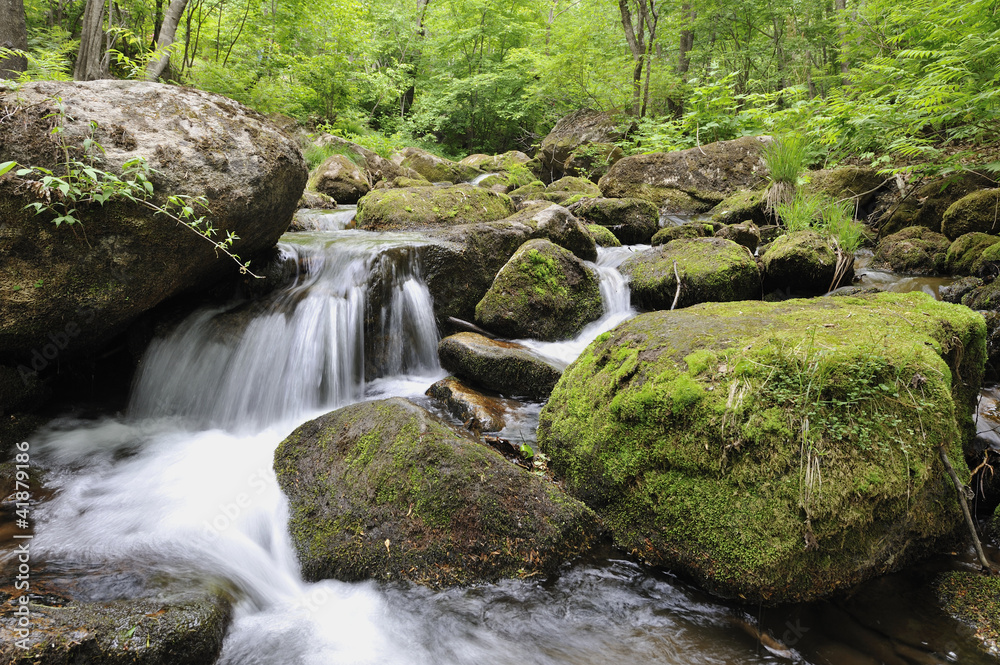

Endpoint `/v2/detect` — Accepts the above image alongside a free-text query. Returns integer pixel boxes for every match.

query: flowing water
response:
[3,228,996,665]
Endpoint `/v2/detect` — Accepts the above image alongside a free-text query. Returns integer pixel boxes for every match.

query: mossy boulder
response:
[761,230,853,295]
[962,279,1000,310]
[941,276,984,304]
[941,189,1000,240]
[880,173,997,236]
[587,224,621,247]
[650,222,718,246]
[0,80,306,366]
[312,133,419,186]
[538,292,986,604]
[475,239,604,341]
[945,233,1000,276]
[274,397,600,586]
[937,571,1000,656]
[570,197,660,244]
[563,142,625,182]
[872,226,950,275]
[307,153,370,204]
[356,185,515,230]
[496,202,597,261]
[709,189,768,226]
[538,109,625,182]
[438,332,563,399]
[541,176,603,205]
[802,166,889,218]
[598,136,770,212]
[391,146,482,183]
[0,584,232,665]
[509,180,547,203]
[714,221,760,251]
[426,376,516,432]
[459,150,531,172]
[621,237,760,311]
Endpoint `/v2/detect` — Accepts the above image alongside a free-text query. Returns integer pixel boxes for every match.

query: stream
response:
[3,225,996,665]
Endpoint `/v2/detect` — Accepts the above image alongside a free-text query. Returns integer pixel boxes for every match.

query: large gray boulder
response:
[307,153,370,204]
[0,81,306,372]
[538,109,625,183]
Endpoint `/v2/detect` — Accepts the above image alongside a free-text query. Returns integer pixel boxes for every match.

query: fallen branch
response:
[671,261,682,310]
[939,444,993,574]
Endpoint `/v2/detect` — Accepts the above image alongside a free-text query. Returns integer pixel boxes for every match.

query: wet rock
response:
[941,276,984,304]
[879,172,997,236]
[391,146,482,183]
[273,398,600,586]
[475,239,603,341]
[598,136,770,212]
[426,376,515,432]
[714,221,760,251]
[538,109,625,182]
[872,226,950,275]
[570,197,659,244]
[942,189,1000,240]
[539,292,985,605]
[0,80,307,365]
[586,224,621,247]
[761,230,854,295]
[621,237,760,311]
[438,333,563,399]
[356,185,515,230]
[650,222,718,246]
[946,232,1000,276]
[308,153,370,204]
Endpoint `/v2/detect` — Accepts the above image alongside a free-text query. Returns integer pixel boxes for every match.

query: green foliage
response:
[762,135,809,186]
[775,191,865,254]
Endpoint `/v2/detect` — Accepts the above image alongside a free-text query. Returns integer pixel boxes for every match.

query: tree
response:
[74,0,109,80]
[146,0,190,80]
[0,0,29,79]
[617,0,659,117]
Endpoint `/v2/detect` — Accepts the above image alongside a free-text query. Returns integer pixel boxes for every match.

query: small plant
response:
[761,134,810,216]
[773,190,865,290]
[774,190,825,233]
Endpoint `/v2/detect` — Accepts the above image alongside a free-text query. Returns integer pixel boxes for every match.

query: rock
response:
[312,133,419,186]
[298,190,337,209]
[509,180,547,204]
[941,189,1000,239]
[307,153,370,204]
[650,222,717,246]
[709,189,768,226]
[962,279,1000,310]
[497,202,597,261]
[438,332,563,399]
[941,276,984,304]
[475,239,604,341]
[538,109,625,182]
[802,167,889,219]
[563,142,625,182]
[0,583,232,665]
[459,150,531,172]
[274,398,599,586]
[945,232,1000,276]
[355,185,515,230]
[426,376,516,432]
[538,292,985,604]
[621,237,760,310]
[761,230,853,295]
[598,136,770,212]
[871,226,950,275]
[542,176,603,205]
[758,224,784,244]
[586,224,621,247]
[392,146,481,183]
[0,80,306,367]
[714,221,760,251]
[937,571,1000,656]
[570,197,659,244]
[879,172,997,236]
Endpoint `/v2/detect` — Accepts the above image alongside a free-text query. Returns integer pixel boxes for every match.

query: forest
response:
[1,0,999,174]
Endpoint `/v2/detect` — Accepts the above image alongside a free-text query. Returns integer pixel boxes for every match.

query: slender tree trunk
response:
[152,0,163,45]
[0,0,28,79]
[146,0,190,81]
[836,0,850,83]
[74,0,109,80]
[668,4,694,117]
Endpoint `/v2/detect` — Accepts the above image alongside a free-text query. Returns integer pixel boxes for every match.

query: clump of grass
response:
[761,134,809,216]
[775,190,865,290]
[775,190,825,233]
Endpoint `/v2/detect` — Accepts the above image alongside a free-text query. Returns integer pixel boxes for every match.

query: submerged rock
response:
[621,237,760,311]
[538,292,986,604]
[355,185,515,230]
[273,398,600,587]
[438,332,563,399]
[570,197,659,245]
[761,230,853,295]
[872,226,950,275]
[475,239,604,341]
[426,376,516,432]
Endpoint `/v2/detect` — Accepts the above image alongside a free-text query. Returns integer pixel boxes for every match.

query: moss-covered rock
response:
[937,571,1000,656]
[538,292,985,605]
[459,150,532,172]
[962,279,1000,310]
[0,584,232,665]
[586,224,621,247]
[475,239,604,341]
[508,180,547,204]
[941,276,984,304]
[426,376,517,432]
[312,133,419,186]
[802,166,889,218]
[871,226,951,275]
[541,176,603,205]
[709,189,768,226]
[714,221,760,251]
[392,146,482,183]
[650,222,717,246]
[941,189,1000,240]
[598,136,770,212]
[621,237,760,311]
[945,233,1000,276]
[538,109,626,182]
[307,153,370,204]
[880,173,997,236]
[438,332,563,399]
[356,185,515,230]
[274,398,600,586]
[563,142,625,182]
[570,197,660,244]
[761,230,853,295]
[496,202,597,261]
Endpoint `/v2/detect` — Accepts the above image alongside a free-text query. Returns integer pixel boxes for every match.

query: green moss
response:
[586,224,622,247]
[937,571,1000,656]
[356,185,515,230]
[946,232,1000,275]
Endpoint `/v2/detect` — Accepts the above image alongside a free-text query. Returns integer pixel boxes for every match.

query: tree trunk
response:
[0,0,28,79]
[836,0,850,83]
[74,0,109,80]
[146,0,190,81]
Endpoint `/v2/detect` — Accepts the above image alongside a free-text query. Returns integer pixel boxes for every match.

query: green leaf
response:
[0,161,16,177]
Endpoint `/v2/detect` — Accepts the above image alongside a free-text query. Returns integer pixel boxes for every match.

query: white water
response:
[469,172,498,186]
[293,206,358,231]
